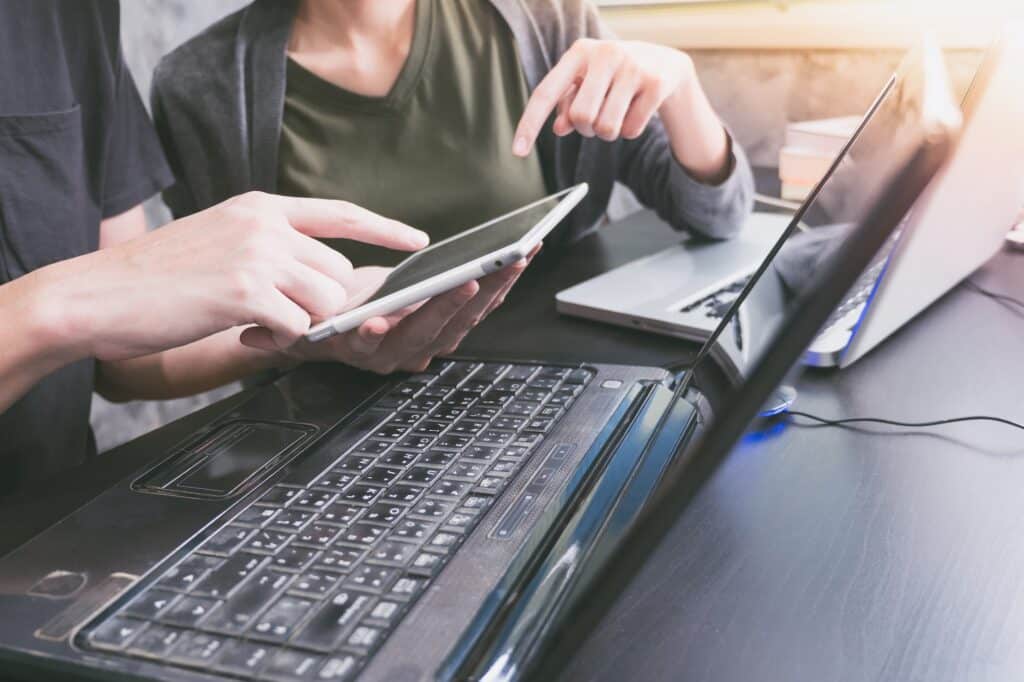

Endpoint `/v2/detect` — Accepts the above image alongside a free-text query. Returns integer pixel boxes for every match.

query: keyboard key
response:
[122,589,180,619]
[339,484,383,505]
[388,576,427,601]
[250,595,314,643]
[408,552,444,578]
[372,424,409,441]
[361,502,405,526]
[524,417,555,433]
[269,509,315,533]
[436,361,477,385]
[192,552,265,599]
[449,419,486,436]
[502,401,537,417]
[537,405,563,419]
[512,433,543,449]
[88,616,146,651]
[395,434,435,451]
[255,486,300,508]
[201,569,290,635]
[386,412,423,428]
[160,595,220,628]
[293,490,335,511]
[477,391,514,407]
[487,460,517,477]
[263,649,325,682]
[366,541,416,567]
[472,363,508,382]
[564,368,592,385]
[291,590,372,653]
[410,420,447,436]
[126,623,184,659]
[362,466,401,486]
[433,405,468,421]
[505,365,538,381]
[407,498,453,520]
[401,466,440,486]
[474,477,506,495]
[494,379,526,393]
[197,525,252,557]
[426,532,460,553]
[213,639,275,677]
[434,434,471,451]
[167,630,226,666]
[233,505,279,528]
[466,405,500,420]
[381,484,422,504]
[428,480,470,500]
[287,524,337,550]
[461,445,500,462]
[315,547,364,574]
[340,523,385,546]
[418,450,455,468]
[271,546,319,573]
[353,439,391,456]
[461,495,493,512]
[364,599,405,628]
[289,570,342,599]
[500,446,531,461]
[345,625,382,654]
[391,519,436,543]
[311,471,357,493]
[518,389,548,403]
[155,555,222,592]
[320,502,363,527]
[317,655,361,681]
[345,565,397,593]
[406,397,441,412]
[336,455,375,473]
[442,512,476,534]
[378,450,418,469]
[243,530,292,555]
[446,463,486,482]
[491,416,526,431]
[527,377,559,390]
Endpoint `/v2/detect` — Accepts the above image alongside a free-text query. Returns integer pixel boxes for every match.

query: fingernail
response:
[513,135,529,157]
[410,229,430,248]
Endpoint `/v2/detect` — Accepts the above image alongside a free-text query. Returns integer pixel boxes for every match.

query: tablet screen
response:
[362,192,566,304]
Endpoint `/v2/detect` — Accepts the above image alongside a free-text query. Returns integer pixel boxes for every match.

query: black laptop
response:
[0,43,959,682]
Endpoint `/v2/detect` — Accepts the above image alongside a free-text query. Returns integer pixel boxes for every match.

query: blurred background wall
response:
[92,0,982,452]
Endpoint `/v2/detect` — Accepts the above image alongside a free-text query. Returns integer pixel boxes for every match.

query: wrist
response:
[17,264,91,367]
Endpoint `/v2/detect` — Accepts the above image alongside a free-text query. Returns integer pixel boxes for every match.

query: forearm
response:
[658,60,732,185]
[0,269,87,413]
[96,328,290,402]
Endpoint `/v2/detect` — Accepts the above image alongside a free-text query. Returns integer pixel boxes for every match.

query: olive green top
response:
[277,0,549,267]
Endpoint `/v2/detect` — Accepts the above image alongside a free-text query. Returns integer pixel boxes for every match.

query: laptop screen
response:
[680,45,938,391]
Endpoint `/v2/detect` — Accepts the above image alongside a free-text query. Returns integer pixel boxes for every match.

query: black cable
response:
[786,409,1024,433]
[965,279,1024,311]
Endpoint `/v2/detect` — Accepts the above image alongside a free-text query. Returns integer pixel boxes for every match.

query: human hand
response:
[264,246,539,374]
[36,192,428,362]
[513,39,696,153]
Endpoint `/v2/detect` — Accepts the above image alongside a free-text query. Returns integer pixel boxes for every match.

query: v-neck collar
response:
[285,0,434,114]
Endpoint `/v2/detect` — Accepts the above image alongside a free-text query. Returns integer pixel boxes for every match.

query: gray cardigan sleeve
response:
[572,0,755,239]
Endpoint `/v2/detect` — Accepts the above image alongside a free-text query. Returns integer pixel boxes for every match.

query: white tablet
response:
[306,183,589,343]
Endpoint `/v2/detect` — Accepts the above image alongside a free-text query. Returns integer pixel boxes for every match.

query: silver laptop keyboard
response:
[81,360,592,681]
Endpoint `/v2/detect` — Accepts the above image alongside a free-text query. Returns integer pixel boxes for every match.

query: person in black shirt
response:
[0,0,527,495]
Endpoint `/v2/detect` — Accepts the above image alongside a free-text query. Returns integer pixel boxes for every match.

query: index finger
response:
[269,195,430,251]
[513,49,586,157]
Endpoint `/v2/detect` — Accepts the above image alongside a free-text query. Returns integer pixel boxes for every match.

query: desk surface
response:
[2,197,1023,682]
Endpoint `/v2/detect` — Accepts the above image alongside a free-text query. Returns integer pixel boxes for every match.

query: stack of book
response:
[778,116,861,201]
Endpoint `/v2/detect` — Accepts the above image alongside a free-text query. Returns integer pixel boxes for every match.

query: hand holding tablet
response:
[304,184,588,343]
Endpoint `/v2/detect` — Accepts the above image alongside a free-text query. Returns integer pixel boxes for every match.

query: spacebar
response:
[279,409,391,486]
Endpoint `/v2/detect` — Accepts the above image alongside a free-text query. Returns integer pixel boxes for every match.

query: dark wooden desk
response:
[2,202,1022,682]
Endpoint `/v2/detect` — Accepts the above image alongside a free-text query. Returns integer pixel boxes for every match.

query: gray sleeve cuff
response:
[664,130,756,240]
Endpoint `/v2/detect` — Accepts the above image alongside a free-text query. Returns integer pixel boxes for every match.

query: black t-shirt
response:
[0,0,173,495]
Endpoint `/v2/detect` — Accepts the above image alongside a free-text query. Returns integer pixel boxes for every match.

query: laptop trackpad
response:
[133,420,317,500]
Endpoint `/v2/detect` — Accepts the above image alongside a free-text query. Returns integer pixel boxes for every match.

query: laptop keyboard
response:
[679,274,754,320]
[83,360,592,681]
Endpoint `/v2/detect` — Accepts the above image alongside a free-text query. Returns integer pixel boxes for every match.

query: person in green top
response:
[279,0,549,269]
[152,0,755,374]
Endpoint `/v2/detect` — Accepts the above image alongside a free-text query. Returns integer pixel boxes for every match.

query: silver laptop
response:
[558,32,1024,372]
